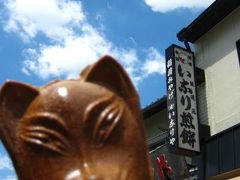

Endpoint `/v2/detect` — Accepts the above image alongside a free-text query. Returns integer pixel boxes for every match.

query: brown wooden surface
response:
[0,55,153,180]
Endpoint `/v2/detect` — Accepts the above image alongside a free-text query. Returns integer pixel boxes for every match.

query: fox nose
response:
[89,176,116,180]
[65,170,82,180]
[65,169,117,180]
[89,175,103,180]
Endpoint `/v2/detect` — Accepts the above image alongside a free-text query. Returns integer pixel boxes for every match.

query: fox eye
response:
[19,113,72,156]
[84,95,124,146]
[93,101,123,145]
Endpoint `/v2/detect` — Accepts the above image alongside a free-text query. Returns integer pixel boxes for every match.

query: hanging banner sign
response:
[165,44,200,155]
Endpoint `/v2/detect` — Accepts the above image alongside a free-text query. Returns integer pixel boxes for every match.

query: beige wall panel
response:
[194,7,240,134]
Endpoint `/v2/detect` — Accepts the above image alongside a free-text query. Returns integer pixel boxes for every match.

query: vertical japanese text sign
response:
[165,45,200,154]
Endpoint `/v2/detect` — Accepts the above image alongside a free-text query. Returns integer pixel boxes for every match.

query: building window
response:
[237,40,240,65]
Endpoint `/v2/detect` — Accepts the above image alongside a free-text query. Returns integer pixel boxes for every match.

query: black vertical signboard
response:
[166,44,200,155]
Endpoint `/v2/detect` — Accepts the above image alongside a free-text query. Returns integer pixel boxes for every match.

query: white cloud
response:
[144,0,215,13]
[0,153,14,171]
[142,47,165,76]
[129,37,137,46]
[22,25,140,80]
[2,0,166,87]
[107,2,112,10]
[4,0,85,41]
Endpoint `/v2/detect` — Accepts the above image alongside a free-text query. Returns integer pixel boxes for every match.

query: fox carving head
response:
[0,56,153,180]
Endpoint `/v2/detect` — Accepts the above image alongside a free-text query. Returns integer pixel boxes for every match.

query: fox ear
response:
[81,55,140,115]
[0,81,39,160]
[81,55,138,100]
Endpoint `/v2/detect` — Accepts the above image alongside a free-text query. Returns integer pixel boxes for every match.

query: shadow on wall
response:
[197,83,209,127]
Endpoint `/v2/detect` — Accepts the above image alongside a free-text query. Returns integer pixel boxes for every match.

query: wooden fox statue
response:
[0,56,153,180]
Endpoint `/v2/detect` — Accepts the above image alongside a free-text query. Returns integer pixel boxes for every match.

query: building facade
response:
[144,0,240,179]
[179,0,240,135]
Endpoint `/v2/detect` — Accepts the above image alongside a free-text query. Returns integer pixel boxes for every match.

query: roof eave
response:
[177,0,240,43]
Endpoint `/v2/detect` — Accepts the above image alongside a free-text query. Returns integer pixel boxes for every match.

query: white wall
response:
[194,7,240,135]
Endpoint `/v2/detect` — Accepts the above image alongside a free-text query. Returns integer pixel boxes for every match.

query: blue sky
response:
[0,0,214,179]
